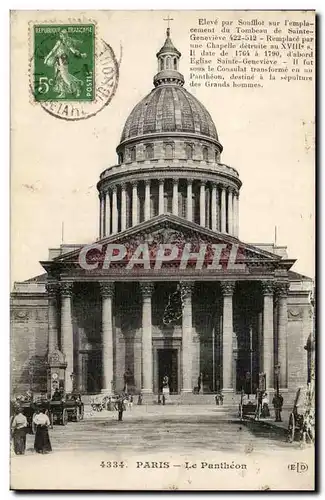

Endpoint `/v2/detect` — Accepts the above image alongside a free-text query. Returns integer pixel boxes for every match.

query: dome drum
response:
[116,136,222,165]
[98,176,240,238]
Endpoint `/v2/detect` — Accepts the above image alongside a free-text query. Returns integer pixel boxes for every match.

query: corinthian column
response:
[233,192,239,238]
[46,282,59,353]
[99,194,105,239]
[200,181,206,226]
[221,281,235,392]
[60,282,74,393]
[132,181,138,226]
[187,180,193,222]
[227,189,233,235]
[121,183,127,232]
[100,282,115,394]
[221,186,226,233]
[276,282,290,389]
[262,281,275,391]
[158,179,164,215]
[181,282,194,393]
[112,186,118,234]
[105,191,111,236]
[211,183,217,231]
[172,178,179,216]
[144,180,151,221]
[140,282,154,393]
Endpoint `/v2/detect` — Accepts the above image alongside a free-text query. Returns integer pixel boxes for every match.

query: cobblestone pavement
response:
[10,405,314,491]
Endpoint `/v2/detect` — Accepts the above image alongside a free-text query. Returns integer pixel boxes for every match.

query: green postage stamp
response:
[33,24,95,101]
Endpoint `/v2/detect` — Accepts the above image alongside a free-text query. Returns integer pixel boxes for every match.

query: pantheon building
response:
[11,29,313,404]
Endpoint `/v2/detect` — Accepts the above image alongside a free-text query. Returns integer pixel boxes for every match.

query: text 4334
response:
[100,461,127,468]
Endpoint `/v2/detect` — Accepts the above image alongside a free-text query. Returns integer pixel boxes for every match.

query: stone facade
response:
[10,29,314,405]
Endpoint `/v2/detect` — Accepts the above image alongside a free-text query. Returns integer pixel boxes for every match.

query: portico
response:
[43,216,292,400]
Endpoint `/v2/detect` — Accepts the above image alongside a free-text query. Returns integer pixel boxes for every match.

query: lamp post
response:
[70,372,76,393]
[274,364,280,396]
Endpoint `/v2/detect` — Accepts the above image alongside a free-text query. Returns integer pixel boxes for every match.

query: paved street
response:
[10,405,314,491]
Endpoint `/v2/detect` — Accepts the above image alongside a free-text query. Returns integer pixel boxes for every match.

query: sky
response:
[11,10,315,284]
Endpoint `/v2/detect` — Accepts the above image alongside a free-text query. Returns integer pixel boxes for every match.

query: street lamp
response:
[274,364,281,396]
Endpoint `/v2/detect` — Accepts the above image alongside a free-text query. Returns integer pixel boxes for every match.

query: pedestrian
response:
[107,396,114,411]
[272,392,284,422]
[33,409,52,454]
[261,392,270,418]
[137,393,143,405]
[11,407,28,455]
[115,396,126,421]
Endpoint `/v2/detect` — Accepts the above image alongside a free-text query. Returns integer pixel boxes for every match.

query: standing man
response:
[115,395,126,421]
[272,392,284,422]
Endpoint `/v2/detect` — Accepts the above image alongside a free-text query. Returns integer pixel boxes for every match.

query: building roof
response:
[120,85,218,143]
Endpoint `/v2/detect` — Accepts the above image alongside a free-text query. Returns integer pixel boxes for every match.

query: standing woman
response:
[33,409,52,454]
[11,407,28,455]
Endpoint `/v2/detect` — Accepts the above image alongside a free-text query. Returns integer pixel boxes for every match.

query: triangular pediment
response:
[43,215,293,276]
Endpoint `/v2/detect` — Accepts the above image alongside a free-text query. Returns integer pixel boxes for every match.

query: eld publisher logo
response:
[288,462,308,473]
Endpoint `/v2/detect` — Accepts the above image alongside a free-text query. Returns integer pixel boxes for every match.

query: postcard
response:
[10,10,315,490]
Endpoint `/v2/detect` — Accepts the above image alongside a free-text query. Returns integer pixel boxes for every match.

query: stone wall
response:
[11,288,48,395]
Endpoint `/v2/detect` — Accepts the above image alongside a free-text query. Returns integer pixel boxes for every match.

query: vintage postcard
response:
[10,10,315,491]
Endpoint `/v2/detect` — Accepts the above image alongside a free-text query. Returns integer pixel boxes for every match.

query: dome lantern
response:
[154,27,184,87]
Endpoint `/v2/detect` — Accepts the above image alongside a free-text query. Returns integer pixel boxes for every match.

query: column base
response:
[181,389,193,394]
[221,388,235,405]
[141,389,153,395]
[101,389,113,395]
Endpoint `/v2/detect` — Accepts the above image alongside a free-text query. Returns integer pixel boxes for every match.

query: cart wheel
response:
[288,413,295,442]
[61,409,68,426]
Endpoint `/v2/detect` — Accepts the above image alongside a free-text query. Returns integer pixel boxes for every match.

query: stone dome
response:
[120,85,219,143]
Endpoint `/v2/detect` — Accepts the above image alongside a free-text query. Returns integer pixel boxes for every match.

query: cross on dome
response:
[163,15,174,36]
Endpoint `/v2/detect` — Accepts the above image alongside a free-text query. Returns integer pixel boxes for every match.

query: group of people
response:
[11,408,52,456]
[254,391,284,421]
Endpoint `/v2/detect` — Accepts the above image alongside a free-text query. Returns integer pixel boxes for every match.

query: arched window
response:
[215,150,219,163]
[130,147,136,162]
[174,58,177,70]
[118,152,124,164]
[165,143,174,159]
[186,144,193,160]
[202,146,209,161]
[145,144,154,160]
[166,56,171,69]
[160,58,164,71]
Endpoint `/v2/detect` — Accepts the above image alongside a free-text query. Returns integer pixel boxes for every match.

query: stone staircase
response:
[81,393,241,407]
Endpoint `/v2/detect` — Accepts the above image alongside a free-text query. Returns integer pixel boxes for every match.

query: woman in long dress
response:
[44,29,87,98]
[33,409,52,454]
[11,408,28,455]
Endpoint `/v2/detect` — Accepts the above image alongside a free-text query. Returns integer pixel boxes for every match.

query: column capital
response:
[261,280,275,296]
[275,281,290,297]
[158,178,164,185]
[46,282,59,298]
[140,282,154,298]
[100,282,115,298]
[180,281,195,298]
[220,281,236,296]
[131,179,138,187]
[120,181,127,190]
[111,184,118,193]
[172,178,179,185]
[200,180,206,187]
[60,282,74,298]
[144,179,151,187]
